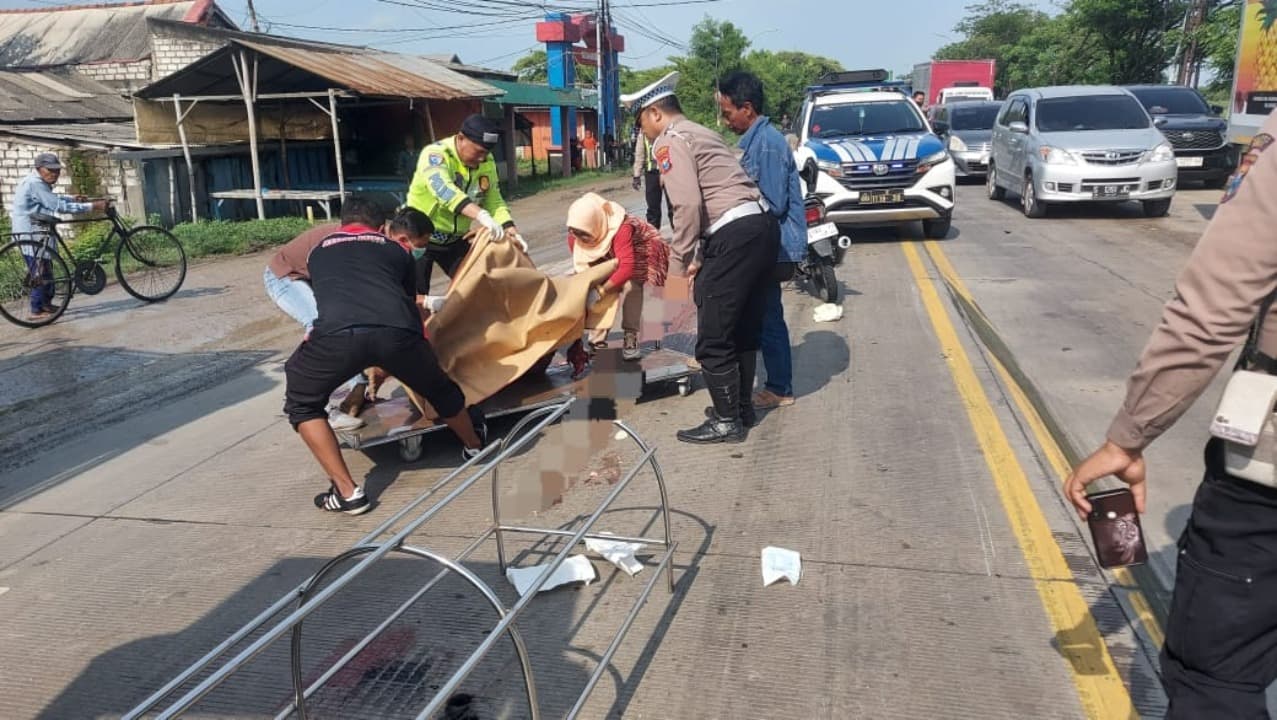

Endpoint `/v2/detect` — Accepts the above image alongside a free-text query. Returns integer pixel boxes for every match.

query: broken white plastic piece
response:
[761,546,802,587]
[813,303,843,323]
[585,534,646,576]
[506,555,596,597]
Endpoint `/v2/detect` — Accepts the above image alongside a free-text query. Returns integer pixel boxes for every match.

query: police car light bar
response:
[817,69,890,85]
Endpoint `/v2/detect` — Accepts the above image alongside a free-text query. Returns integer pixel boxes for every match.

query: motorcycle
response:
[798,194,850,304]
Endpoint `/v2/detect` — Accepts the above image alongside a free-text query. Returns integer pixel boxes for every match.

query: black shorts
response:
[283,326,465,428]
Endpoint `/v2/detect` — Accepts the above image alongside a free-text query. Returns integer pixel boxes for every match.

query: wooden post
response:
[423,99,437,143]
[328,88,345,201]
[172,93,199,221]
[504,104,518,191]
[232,50,266,220]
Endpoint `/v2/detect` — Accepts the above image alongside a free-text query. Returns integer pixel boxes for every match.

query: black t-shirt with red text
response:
[307,224,419,336]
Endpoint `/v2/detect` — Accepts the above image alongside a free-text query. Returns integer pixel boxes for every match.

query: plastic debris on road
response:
[813,303,844,323]
[761,546,802,586]
[506,555,597,597]
[584,533,646,576]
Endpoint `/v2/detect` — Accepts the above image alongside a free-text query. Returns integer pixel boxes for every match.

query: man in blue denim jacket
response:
[717,71,807,411]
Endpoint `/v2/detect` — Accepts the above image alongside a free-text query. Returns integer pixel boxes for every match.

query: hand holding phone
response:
[1086,488,1148,569]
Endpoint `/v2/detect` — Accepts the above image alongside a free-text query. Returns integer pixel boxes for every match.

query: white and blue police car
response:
[794,70,956,239]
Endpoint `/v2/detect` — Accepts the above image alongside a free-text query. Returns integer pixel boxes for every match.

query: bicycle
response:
[0,199,187,328]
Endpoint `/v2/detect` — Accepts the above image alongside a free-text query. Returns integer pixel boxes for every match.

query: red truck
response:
[911,59,996,106]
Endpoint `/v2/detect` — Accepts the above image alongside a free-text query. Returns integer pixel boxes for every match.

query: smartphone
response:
[1086,488,1148,569]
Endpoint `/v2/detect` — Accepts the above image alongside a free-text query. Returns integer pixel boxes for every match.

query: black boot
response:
[704,353,759,428]
[679,367,745,444]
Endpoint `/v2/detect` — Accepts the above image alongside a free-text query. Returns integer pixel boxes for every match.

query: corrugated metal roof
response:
[483,79,592,108]
[0,120,148,149]
[0,69,133,122]
[0,0,223,68]
[136,26,505,100]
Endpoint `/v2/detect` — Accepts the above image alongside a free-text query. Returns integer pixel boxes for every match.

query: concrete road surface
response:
[0,177,1240,718]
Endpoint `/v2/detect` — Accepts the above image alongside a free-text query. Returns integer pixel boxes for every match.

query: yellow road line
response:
[901,242,1134,719]
[922,240,1165,650]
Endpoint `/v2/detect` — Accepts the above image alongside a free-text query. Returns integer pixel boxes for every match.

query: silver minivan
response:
[986,85,1178,218]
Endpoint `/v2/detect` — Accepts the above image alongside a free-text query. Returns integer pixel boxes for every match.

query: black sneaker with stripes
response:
[313,484,371,515]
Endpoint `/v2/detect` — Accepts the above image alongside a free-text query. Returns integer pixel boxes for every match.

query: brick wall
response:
[0,139,144,229]
[76,60,153,87]
[151,32,226,81]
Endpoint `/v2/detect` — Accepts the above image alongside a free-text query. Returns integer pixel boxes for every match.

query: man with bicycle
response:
[9,153,107,319]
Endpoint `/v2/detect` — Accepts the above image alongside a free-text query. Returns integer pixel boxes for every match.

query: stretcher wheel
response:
[398,435,424,463]
[677,378,692,397]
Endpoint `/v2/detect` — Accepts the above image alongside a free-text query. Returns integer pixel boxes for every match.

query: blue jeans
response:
[264,267,364,389]
[25,254,55,312]
[758,281,793,397]
[263,267,318,333]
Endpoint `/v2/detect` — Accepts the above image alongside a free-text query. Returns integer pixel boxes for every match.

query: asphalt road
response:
[0,177,1240,718]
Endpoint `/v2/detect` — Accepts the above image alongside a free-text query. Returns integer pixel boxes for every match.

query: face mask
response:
[411,247,427,260]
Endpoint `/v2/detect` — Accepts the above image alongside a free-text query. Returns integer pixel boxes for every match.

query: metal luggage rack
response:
[125,396,677,720]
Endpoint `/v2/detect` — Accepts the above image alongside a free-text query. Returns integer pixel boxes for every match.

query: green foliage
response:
[670,18,752,126]
[169,216,314,259]
[67,220,122,262]
[65,150,102,198]
[510,49,596,85]
[744,50,844,121]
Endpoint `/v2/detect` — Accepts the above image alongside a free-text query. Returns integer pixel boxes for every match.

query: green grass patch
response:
[169,217,315,259]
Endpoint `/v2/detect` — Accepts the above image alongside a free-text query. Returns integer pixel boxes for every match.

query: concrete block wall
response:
[0,138,144,232]
[151,30,226,81]
[77,60,153,86]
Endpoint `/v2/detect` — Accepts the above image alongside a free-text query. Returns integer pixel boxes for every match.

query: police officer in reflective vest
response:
[621,72,779,444]
[406,114,527,288]
[1066,109,1277,717]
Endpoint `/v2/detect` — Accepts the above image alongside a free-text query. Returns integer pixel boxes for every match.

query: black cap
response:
[460,114,501,150]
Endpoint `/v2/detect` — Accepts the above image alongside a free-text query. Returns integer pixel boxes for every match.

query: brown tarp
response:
[405,230,619,419]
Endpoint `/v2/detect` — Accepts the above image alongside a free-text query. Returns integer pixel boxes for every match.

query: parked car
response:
[930,101,1003,179]
[986,85,1178,218]
[1125,84,1236,188]
[793,70,956,238]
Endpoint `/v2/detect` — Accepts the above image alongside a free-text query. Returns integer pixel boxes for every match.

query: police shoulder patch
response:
[654,145,673,174]
[1222,133,1274,204]
[479,175,491,192]
[427,152,445,167]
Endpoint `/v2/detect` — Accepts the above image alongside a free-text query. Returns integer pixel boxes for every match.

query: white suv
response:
[794,82,957,238]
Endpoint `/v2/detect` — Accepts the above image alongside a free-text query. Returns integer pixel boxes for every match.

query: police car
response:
[794,69,956,239]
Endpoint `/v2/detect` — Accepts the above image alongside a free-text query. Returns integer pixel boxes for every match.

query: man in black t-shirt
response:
[283,195,485,516]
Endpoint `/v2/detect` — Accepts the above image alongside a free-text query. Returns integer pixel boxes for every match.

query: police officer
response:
[621,72,779,444]
[406,114,527,289]
[631,123,671,229]
[1065,110,1277,717]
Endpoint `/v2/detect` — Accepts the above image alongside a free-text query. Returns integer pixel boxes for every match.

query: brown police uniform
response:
[654,116,779,440]
[1104,110,1277,717]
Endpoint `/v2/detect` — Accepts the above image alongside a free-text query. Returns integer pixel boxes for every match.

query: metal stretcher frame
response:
[125,396,679,720]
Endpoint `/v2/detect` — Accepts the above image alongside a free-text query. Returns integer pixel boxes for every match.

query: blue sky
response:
[4,0,1062,75]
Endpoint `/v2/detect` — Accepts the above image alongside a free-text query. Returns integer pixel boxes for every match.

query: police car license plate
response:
[859,189,905,205]
[1092,184,1132,199]
[1176,156,1204,168]
[807,222,838,244]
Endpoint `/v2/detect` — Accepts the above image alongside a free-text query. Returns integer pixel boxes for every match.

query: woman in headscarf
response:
[566,191,670,361]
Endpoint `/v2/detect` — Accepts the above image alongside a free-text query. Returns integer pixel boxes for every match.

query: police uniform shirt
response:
[1108,110,1277,451]
[652,117,762,268]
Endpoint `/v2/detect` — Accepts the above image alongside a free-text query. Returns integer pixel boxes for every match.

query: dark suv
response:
[1125,84,1236,188]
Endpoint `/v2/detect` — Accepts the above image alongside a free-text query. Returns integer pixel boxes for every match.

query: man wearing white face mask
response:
[384,207,448,315]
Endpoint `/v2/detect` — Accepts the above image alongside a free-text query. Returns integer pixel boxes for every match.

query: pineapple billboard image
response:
[1231,0,1277,143]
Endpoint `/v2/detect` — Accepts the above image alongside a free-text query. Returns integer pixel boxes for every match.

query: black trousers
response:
[284,326,465,428]
[1162,438,1277,719]
[415,238,472,293]
[693,212,779,375]
[644,169,672,230]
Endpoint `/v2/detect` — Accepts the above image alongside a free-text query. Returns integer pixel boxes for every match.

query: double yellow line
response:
[902,241,1157,719]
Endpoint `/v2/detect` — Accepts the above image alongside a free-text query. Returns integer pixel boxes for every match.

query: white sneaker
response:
[328,410,365,431]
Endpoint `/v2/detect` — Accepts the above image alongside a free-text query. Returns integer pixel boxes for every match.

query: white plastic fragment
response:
[761,546,802,587]
[505,555,597,597]
[585,534,646,577]
[813,303,844,323]
[614,430,629,441]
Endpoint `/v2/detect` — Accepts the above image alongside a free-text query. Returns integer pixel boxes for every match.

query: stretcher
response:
[332,292,700,463]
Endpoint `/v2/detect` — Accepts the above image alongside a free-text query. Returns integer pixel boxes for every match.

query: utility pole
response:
[246,0,261,33]
[1177,0,1210,86]
[596,0,604,160]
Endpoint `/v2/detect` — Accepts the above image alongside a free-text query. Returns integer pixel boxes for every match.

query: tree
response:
[934,0,1050,91]
[1068,0,1189,84]
[670,17,752,126]
[509,49,596,85]
[744,50,843,120]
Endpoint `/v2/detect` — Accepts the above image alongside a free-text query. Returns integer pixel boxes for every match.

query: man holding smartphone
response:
[1065,109,1277,718]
